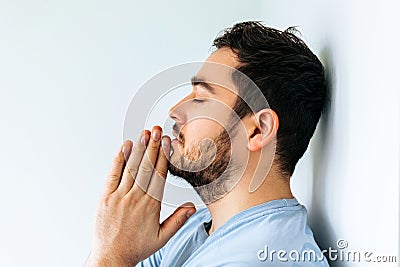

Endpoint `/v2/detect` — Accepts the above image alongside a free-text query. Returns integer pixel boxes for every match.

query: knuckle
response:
[148,142,159,151]
[113,154,124,164]
[108,173,120,180]
[140,163,154,174]
[147,200,159,211]
[107,174,121,186]
[127,166,139,176]
[150,191,163,202]
[128,190,141,203]
[135,179,148,191]
[102,195,115,207]
[156,169,168,178]
[175,218,184,228]
[144,194,157,206]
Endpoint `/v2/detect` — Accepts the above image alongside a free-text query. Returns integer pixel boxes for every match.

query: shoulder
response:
[188,202,329,266]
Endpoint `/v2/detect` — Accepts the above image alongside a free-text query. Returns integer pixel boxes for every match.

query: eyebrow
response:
[190,75,216,94]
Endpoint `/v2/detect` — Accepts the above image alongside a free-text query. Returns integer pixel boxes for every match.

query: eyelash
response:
[193,98,205,103]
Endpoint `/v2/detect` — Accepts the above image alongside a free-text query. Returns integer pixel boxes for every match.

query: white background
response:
[0,1,398,266]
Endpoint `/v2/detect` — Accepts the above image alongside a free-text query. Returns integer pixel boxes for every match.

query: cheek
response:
[183,119,223,145]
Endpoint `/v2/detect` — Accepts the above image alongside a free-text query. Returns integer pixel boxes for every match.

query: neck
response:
[205,166,293,235]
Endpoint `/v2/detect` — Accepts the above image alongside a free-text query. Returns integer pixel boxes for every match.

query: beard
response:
[168,126,238,204]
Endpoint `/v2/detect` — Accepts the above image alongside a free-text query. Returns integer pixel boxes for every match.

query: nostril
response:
[168,107,180,122]
[169,105,185,126]
[169,95,190,121]
[169,113,178,121]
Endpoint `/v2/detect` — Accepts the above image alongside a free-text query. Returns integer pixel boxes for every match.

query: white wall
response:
[262,1,399,266]
[0,1,264,266]
[1,1,398,267]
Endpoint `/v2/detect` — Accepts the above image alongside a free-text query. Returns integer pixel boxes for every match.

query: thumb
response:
[159,202,196,244]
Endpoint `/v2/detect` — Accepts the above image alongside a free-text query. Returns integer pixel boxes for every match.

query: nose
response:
[168,95,189,125]
[168,101,180,123]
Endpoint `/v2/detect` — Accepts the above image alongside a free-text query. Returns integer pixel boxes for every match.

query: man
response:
[85,21,329,266]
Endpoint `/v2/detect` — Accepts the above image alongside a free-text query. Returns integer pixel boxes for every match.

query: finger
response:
[146,135,171,201]
[131,126,162,195]
[117,131,150,195]
[158,202,196,244]
[104,141,130,195]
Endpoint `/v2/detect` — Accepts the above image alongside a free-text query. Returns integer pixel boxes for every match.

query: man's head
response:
[168,21,326,201]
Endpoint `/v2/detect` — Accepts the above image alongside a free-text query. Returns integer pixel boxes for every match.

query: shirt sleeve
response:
[135,246,165,267]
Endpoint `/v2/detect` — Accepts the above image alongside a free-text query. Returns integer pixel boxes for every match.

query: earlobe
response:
[247,130,263,151]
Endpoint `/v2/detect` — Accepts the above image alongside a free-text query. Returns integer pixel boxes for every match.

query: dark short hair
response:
[213,21,327,176]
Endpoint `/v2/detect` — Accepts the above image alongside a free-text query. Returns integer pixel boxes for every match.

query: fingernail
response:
[152,129,161,141]
[162,137,170,149]
[186,209,195,218]
[141,134,149,146]
[162,137,170,158]
[122,144,130,161]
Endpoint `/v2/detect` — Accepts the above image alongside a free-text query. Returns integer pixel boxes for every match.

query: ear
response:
[247,109,279,151]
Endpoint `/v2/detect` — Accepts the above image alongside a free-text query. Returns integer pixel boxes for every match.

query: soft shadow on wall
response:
[308,45,341,267]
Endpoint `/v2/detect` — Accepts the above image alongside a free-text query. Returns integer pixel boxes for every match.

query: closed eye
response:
[193,98,206,103]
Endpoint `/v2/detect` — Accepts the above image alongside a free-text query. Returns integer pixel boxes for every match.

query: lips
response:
[172,130,182,144]
[171,137,182,145]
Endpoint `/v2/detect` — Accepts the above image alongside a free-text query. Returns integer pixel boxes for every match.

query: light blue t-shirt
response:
[136,198,329,266]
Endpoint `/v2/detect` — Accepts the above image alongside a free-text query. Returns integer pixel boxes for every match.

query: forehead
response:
[196,48,241,95]
[206,47,240,68]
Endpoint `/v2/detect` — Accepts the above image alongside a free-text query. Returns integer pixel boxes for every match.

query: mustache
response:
[173,123,185,145]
